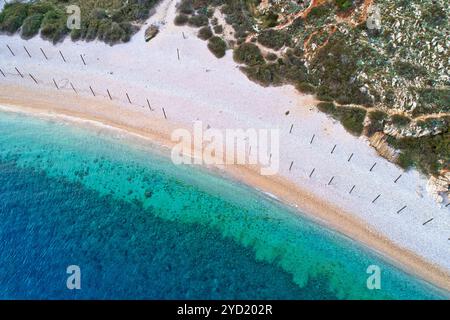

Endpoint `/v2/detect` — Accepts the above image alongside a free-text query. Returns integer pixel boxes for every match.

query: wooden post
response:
[29,74,38,84]
[70,82,78,94]
[23,46,31,58]
[349,185,355,194]
[40,48,48,60]
[89,85,95,96]
[146,98,153,111]
[331,144,337,154]
[6,44,14,56]
[372,194,381,203]
[59,50,66,63]
[396,206,407,214]
[328,176,334,185]
[15,67,23,78]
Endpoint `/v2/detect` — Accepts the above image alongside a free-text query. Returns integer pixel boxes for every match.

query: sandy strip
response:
[0,85,449,294]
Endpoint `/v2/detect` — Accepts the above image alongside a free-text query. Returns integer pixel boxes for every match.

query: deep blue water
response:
[0,111,447,299]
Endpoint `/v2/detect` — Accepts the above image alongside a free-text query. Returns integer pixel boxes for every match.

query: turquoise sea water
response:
[0,110,447,299]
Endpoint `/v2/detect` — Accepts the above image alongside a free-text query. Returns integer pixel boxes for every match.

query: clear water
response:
[0,110,446,299]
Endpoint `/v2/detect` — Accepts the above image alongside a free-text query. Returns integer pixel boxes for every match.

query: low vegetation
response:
[0,0,159,44]
[207,36,227,58]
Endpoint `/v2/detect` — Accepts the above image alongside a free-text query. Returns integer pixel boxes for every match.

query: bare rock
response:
[369,132,399,162]
[145,25,159,42]
[426,171,449,204]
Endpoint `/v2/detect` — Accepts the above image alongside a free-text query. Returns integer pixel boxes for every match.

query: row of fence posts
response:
[0,64,168,120]
[5,43,87,66]
[285,122,439,223]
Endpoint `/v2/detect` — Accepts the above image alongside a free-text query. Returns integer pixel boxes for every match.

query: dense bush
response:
[310,35,373,106]
[233,43,264,66]
[339,107,366,136]
[0,2,29,33]
[317,102,366,136]
[207,36,227,58]
[241,63,283,87]
[317,102,336,114]
[390,114,411,127]
[366,110,387,136]
[265,52,278,61]
[174,14,189,26]
[389,131,450,175]
[213,24,223,34]
[260,11,279,28]
[335,0,353,11]
[40,9,69,43]
[257,29,290,51]
[188,14,208,27]
[198,26,213,40]
[0,0,159,44]
[21,13,43,39]
[296,82,316,94]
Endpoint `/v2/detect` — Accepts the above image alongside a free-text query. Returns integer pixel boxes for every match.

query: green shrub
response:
[188,14,208,27]
[213,24,223,34]
[369,110,388,122]
[198,26,213,40]
[207,36,227,58]
[390,114,411,127]
[178,1,194,15]
[260,12,279,28]
[389,131,450,175]
[40,9,68,43]
[366,110,388,136]
[103,22,133,44]
[21,13,43,39]
[174,14,189,26]
[0,2,29,34]
[339,107,366,136]
[296,82,316,94]
[233,43,264,66]
[70,28,82,41]
[317,102,336,114]
[257,29,290,50]
[335,0,353,11]
[241,63,283,87]
[265,52,278,61]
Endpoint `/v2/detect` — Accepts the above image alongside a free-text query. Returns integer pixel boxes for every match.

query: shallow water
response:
[0,110,446,299]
